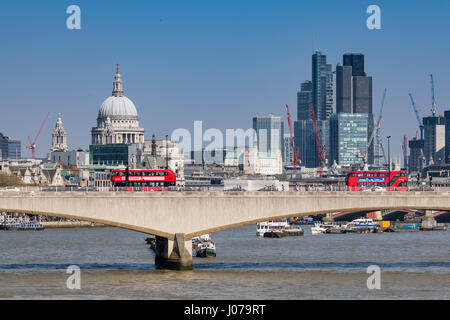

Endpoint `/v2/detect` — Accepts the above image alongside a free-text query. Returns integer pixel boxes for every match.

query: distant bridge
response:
[1,191,449,269]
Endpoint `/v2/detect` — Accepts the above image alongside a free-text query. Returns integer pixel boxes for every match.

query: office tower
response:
[343,53,365,76]
[0,132,21,160]
[336,65,353,113]
[294,119,329,168]
[329,113,372,166]
[253,115,284,159]
[334,53,374,165]
[312,51,333,120]
[409,138,425,173]
[352,76,372,114]
[423,115,445,164]
[283,134,293,164]
[297,81,312,121]
[445,110,450,164]
[337,53,373,115]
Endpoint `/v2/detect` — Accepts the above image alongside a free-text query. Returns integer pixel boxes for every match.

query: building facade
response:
[0,133,21,161]
[294,119,329,168]
[252,115,284,159]
[445,110,450,164]
[409,138,425,173]
[423,115,445,165]
[50,150,90,168]
[283,134,293,165]
[297,81,313,121]
[330,113,372,166]
[336,53,372,115]
[312,51,333,120]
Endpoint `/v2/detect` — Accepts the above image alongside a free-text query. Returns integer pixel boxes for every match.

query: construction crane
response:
[430,74,437,117]
[285,104,300,173]
[408,93,424,140]
[309,102,326,177]
[27,112,50,159]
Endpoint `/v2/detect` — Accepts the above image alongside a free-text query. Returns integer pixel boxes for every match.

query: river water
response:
[0,225,449,299]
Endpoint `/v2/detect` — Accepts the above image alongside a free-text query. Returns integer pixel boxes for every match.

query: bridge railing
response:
[1,185,449,193]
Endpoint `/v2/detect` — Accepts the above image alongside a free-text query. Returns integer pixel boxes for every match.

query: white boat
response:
[311,222,345,235]
[192,234,216,258]
[256,219,289,237]
[311,222,330,235]
[195,241,216,258]
[350,218,378,228]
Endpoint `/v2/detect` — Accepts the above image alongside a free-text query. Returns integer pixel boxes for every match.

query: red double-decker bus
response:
[346,170,408,191]
[111,169,176,191]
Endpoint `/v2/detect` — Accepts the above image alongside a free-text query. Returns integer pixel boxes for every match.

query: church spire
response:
[112,64,124,97]
[51,113,68,152]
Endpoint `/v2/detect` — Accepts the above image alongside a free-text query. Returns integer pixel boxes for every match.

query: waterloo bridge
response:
[1,191,449,270]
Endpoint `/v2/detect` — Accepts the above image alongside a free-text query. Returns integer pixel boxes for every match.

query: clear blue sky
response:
[1,0,449,159]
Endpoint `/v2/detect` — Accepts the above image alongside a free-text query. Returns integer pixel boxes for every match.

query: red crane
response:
[27,112,50,159]
[309,102,326,177]
[285,104,300,173]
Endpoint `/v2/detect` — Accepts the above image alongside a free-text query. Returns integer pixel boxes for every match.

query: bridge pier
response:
[421,210,437,229]
[154,233,193,270]
[323,212,334,223]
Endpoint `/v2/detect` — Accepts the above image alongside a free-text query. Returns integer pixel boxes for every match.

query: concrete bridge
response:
[1,191,449,270]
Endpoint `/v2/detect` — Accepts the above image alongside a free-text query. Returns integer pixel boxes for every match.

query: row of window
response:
[114,182,176,187]
[355,181,408,188]
[113,171,168,177]
[348,172,407,178]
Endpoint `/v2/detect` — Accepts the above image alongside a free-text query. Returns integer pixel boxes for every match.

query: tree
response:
[0,173,24,187]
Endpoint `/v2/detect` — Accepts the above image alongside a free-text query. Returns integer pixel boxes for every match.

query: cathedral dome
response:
[98,95,138,120]
[97,64,139,120]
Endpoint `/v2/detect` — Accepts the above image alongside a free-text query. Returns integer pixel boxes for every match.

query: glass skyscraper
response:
[252,115,284,159]
[294,119,329,168]
[330,113,372,166]
[445,110,450,164]
[0,132,21,160]
[312,51,333,121]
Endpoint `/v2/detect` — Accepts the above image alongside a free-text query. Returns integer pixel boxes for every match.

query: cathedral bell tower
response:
[51,113,68,152]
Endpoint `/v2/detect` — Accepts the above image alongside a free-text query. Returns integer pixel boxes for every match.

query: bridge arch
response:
[185,205,450,238]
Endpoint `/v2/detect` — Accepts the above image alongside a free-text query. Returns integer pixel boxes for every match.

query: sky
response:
[0,0,449,159]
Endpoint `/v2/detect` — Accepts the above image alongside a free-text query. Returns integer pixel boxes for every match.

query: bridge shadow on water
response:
[0,261,449,271]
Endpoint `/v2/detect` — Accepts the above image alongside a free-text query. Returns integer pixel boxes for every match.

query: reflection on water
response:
[0,225,449,299]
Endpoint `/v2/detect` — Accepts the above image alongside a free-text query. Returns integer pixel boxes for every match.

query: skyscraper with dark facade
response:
[445,110,450,164]
[423,115,445,164]
[333,53,374,165]
[336,53,373,114]
[0,132,21,160]
[294,119,329,168]
[297,81,312,121]
[343,53,366,76]
[336,65,353,113]
[312,51,333,121]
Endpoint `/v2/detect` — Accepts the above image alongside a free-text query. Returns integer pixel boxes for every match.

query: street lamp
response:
[165,134,169,170]
[387,135,391,189]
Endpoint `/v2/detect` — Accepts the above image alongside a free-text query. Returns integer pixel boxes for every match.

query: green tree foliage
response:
[0,173,24,187]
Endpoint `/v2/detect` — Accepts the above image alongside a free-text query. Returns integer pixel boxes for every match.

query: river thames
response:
[0,225,449,299]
